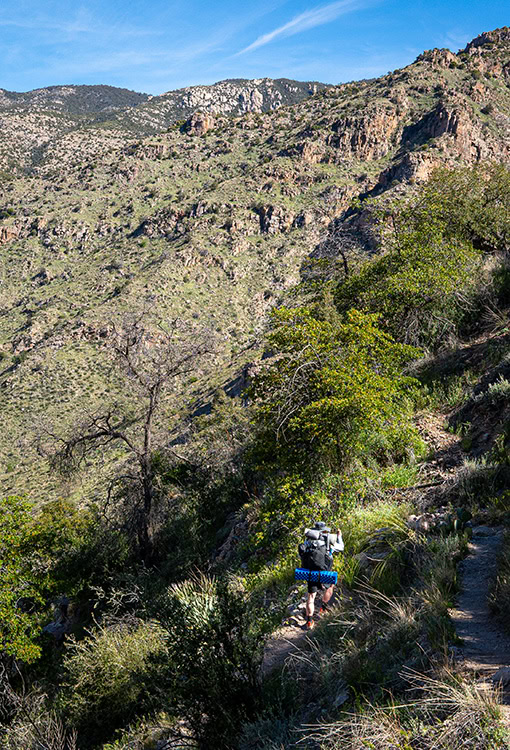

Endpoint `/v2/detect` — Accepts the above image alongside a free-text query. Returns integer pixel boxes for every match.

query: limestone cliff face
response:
[160,78,325,115]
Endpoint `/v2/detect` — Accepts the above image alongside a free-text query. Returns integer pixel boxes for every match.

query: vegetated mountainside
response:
[112,77,329,133]
[1,27,510,506]
[4,28,510,750]
[0,78,329,174]
[0,84,150,113]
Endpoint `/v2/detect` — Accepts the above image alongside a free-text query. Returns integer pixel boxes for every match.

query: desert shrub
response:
[0,497,131,667]
[410,164,510,254]
[336,165,510,349]
[335,231,482,349]
[487,375,510,403]
[449,456,510,505]
[58,618,168,744]
[0,496,44,663]
[250,306,420,474]
[158,573,265,750]
[28,499,129,595]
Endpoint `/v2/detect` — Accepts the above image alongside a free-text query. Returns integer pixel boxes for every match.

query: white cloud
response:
[236,0,370,55]
[440,29,470,51]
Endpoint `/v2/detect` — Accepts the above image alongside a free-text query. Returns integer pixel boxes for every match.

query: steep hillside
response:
[0,78,328,174]
[1,28,510,504]
[3,28,510,750]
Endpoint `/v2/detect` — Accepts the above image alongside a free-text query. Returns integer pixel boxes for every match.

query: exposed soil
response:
[450,526,510,713]
[261,592,335,676]
[261,620,310,676]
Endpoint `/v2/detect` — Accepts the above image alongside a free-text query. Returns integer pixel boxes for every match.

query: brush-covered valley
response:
[2,25,510,750]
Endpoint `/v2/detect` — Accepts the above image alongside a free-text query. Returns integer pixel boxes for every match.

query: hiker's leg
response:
[322,585,334,606]
[306,591,317,618]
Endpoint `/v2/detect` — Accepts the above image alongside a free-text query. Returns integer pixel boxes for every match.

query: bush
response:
[158,573,265,749]
[250,307,420,474]
[0,496,43,662]
[28,499,131,602]
[336,165,510,349]
[59,618,168,743]
[335,228,482,349]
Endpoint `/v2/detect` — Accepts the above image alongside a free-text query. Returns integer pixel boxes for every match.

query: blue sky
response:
[0,0,508,94]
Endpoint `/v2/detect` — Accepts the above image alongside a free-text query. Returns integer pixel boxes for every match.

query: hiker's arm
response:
[332,529,344,552]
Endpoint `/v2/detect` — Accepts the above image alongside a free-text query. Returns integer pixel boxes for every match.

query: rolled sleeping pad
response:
[295,568,338,586]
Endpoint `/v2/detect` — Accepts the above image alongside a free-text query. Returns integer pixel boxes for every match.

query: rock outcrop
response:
[186,112,215,136]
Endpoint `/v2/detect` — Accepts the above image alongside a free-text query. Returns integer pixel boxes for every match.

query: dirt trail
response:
[261,590,340,676]
[261,621,309,676]
[450,526,510,709]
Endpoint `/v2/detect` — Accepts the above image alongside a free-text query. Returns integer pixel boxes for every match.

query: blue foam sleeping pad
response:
[295,568,338,586]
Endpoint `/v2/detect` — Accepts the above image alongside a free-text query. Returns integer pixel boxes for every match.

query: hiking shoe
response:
[305,619,315,630]
[319,602,330,616]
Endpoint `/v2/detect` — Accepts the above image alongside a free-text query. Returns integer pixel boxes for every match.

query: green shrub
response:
[0,496,43,662]
[336,165,510,349]
[250,306,420,474]
[158,573,264,750]
[487,375,510,404]
[59,618,168,741]
[335,231,482,349]
[28,499,131,601]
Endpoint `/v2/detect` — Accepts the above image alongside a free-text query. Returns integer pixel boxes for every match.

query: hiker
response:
[298,521,344,630]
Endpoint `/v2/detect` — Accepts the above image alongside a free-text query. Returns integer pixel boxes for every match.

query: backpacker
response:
[298,537,332,572]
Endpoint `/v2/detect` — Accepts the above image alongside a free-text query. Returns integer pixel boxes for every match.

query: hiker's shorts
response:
[308,580,333,594]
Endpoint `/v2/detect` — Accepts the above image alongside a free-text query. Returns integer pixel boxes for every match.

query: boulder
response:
[186,112,215,136]
[491,667,510,686]
[473,526,498,537]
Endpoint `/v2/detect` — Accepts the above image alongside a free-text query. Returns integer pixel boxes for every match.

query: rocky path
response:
[261,590,336,676]
[261,620,309,676]
[450,526,510,710]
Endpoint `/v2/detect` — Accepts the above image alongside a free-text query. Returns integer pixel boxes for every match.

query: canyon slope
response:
[1,27,510,502]
[0,78,327,173]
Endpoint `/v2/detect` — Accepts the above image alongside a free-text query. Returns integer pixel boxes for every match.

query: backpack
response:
[298,539,332,571]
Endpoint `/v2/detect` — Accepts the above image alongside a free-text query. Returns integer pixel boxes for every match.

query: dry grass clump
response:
[300,668,509,750]
[1,688,78,750]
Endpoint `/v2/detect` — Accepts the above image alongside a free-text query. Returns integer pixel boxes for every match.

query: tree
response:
[250,307,420,473]
[48,316,215,561]
[334,164,510,348]
[0,496,42,663]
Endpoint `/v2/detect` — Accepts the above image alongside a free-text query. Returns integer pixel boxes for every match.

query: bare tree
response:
[48,315,215,561]
[302,219,367,287]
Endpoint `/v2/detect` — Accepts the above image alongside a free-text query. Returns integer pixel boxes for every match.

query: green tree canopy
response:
[250,307,420,473]
[335,164,510,348]
[0,496,42,662]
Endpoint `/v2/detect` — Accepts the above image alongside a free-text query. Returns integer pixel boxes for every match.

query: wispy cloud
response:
[439,28,470,51]
[236,0,370,55]
[0,9,159,39]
